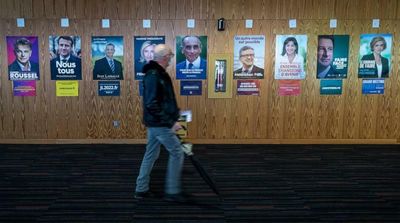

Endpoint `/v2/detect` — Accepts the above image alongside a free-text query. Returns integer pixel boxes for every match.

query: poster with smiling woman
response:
[7,36,40,81]
[274,35,307,79]
[92,36,124,80]
[358,33,392,78]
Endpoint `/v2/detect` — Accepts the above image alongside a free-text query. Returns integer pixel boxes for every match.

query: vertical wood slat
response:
[1,0,400,143]
[1,0,400,20]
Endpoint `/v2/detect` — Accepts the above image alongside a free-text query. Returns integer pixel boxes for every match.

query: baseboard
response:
[0,138,398,144]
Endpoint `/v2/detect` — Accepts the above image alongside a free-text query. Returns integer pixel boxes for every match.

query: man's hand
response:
[172,122,183,131]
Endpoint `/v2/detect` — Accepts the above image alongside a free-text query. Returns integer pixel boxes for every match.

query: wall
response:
[1,0,400,144]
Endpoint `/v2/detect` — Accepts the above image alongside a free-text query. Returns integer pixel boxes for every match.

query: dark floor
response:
[0,144,400,222]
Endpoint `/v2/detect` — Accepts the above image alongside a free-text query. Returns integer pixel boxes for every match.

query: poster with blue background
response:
[92,36,124,80]
[134,36,165,80]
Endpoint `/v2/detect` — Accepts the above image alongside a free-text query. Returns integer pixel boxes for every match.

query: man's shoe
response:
[163,193,189,203]
[134,190,154,199]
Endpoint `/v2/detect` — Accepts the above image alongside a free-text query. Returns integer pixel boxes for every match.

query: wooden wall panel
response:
[1,0,400,144]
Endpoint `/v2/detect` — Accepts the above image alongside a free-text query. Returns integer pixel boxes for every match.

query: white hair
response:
[153,44,172,61]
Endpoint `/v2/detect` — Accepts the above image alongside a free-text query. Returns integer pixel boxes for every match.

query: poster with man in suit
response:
[49,35,82,80]
[233,35,265,79]
[274,35,307,79]
[92,36,124,80]
[358,33,392,78]
[316,35,349,79]
[176,35,207,79]
[7,36,40,80]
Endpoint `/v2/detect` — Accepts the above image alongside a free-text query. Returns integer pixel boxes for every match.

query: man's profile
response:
[50,36,82,80]
[93,43,123,80]
[317,35,339,79]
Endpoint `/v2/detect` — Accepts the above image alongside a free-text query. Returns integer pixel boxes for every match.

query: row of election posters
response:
[5,34,393,96]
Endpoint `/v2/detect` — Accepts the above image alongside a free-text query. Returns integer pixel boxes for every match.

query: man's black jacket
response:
[142,61,180,128]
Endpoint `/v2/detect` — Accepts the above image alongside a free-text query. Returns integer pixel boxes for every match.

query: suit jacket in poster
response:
[8,60,40,79]
[176,57,207,79]
[93,57,123,80]
[50,55,82,80]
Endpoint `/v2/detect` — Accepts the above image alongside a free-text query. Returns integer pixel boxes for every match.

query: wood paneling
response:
[1,0,400,144]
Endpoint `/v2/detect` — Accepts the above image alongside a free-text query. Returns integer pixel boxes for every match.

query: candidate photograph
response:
[7,36,40,80]
[49,35,82,80]
[316,35,349,79]
[134,36,165,80]
[233,35,265,79]
[274,35,307,80]
[92,36,124,80]
[176,35,207,79]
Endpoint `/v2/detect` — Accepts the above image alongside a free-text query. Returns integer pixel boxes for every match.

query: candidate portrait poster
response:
[316,35,349,79]
[92,36,124,80]
[49,35,82,80]
[233,35,265,79]
[358,33,392,78]
[176,35,207,79]
[274,35,307,79]
[134,36,165,80]
[278,80,301,96]
[6,36,40,80]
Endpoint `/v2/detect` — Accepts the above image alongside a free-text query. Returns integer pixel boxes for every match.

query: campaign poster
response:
[237,80,260,96]
[98,81,120,96]
[320,79,343,95]
[362,79,384,94]
[13,80,36,96]
[278,80,301,96]
[180,81,202,95]
[316,35,349,79]
[358,34,392,78]
[92,36,124,80]
[214,59,227,92]
[6,36,40,80]
[176,35,207,79]
[233,35,265,79]
[56,81,79,97]
[134,36,165,80]
[49,35,82,80]
[275,35,307,79]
